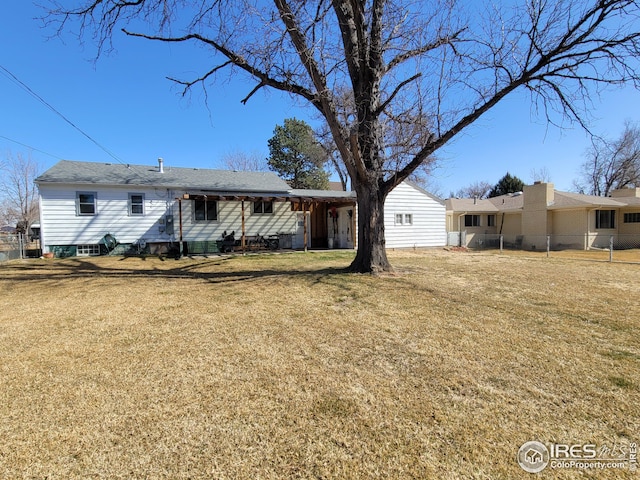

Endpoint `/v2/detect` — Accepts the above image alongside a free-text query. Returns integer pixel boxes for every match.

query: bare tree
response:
[316,123,350,191]
[0,152,40,232]
[530,167,552,184]
[575,121,640,196]
[454,181,493,199]
[47,0,640,272]
[221,150,268,172]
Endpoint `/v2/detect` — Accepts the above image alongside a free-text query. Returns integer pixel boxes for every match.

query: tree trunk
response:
[349,181,392,273]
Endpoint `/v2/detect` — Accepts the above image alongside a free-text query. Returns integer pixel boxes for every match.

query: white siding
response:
[180,199,297,240]
[39,184,298,249]
[39,184,172,246]
[383,182,446,248]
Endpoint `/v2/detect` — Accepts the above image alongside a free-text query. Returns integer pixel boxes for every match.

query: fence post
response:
[609,235,614,262]
[18,234,24,260]
[546,235,550,258]
[499,235,503,253]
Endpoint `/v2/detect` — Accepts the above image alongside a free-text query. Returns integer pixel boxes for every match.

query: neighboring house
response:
[445,182,640,250]
[35,159,445,257]
[384,181,446,249]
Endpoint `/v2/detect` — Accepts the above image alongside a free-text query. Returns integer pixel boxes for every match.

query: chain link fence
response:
[450,232,640,263]
[0,234,42,262]
[0,234,24,262]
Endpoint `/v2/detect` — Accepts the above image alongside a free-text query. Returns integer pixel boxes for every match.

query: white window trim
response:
[129,193,145,216]
[77,244,100,256]
[76,191,97,216]
[395,213,413,226]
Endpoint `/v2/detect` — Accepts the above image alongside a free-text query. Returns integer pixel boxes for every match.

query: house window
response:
[595,210,615,229]
[129,193,144,216]
[253,201,274,214]
[77,244,100,256]
[394,213,413,225]
[194,199,217,221]
[464,214,480,227]
[77,192,97,216]
[624,212,640,223]
[487,214,496,227]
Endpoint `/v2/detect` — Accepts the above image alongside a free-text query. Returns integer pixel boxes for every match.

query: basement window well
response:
[77,244,100,256]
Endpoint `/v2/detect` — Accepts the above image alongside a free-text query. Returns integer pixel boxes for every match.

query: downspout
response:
[457,212,467,247]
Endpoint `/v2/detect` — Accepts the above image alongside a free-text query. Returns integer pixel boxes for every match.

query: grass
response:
[0,249,638,479]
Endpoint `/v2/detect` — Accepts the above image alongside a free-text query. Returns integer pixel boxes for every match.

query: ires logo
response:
[549,444,597,459]
[518,441,633,473]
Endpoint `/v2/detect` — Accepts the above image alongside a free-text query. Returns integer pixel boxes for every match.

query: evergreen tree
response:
[488,172,525,197]
[267,118,330,189]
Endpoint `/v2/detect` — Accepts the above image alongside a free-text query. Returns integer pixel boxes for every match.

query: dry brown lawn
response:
[0,250,638,479]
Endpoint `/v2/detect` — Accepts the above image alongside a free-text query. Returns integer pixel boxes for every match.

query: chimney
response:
[473,195,478,205]
[158,157,164,173]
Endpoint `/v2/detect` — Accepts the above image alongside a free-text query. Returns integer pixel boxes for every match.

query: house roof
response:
[36,160,291,194]
[550,191,626,209]
[487,193,524,211]
[446,186,640,213]
[445,197,499,213]
[289,188,356,202]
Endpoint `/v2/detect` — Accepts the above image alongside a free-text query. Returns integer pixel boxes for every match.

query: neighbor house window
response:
[595,210,615,229]
[77,192,97,216]
[487,214,496,227]
[77,244,100,256]
[404,214,413,225]
[194,199,217,221]
[624,212,640,223]
[129,193,144,216]
[464,214,480,227]
[253,201,273,214]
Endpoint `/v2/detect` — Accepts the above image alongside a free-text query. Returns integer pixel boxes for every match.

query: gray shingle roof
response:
[36,160,291,193]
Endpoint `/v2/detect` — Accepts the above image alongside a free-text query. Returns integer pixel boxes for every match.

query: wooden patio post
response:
[241,199,246,252]
[351,205,357,248]
[178,197,184,256]
[303,201,308,252]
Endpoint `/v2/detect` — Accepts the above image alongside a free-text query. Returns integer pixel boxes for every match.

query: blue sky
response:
[2,2,639,196]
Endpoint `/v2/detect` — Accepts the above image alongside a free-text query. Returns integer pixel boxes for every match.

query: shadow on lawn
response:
[0,254,353,286]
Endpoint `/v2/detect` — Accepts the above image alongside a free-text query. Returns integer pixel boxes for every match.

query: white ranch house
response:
[35,159,446,257]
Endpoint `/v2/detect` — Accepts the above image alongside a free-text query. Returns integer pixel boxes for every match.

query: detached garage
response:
[384,181,446,248]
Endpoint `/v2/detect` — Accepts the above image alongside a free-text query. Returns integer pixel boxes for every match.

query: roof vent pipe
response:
[158,157,164,173]
[473,195,478,205]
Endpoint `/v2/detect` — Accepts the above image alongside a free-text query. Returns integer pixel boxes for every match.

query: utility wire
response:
[0,134,64,160]
[0,63,127,166]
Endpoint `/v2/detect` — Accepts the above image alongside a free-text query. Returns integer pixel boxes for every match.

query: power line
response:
[0,64,126,165]
[0,134,64,160]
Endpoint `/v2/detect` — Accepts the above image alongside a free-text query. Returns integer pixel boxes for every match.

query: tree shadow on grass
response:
[0,254,354,287]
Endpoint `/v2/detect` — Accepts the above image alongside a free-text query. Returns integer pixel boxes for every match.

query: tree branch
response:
[123,28,320,107]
